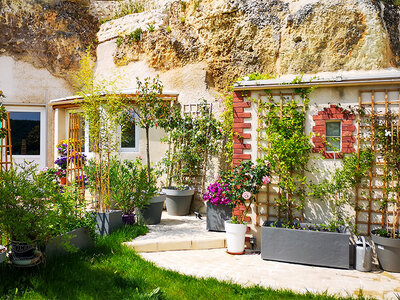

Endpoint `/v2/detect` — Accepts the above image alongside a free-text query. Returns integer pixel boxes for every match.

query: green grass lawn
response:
[0,226,368,300]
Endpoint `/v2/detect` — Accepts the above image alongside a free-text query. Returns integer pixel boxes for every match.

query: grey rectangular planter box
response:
[45,227,94,259]
[95,210,123,236]
[206,202,232,232]
[261,225,351,269]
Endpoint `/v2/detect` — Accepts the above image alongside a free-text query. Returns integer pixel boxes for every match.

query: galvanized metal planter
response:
[206,202,232,232]
[45,227,94,259]
[95,210,123,236]
[261,224,351,269]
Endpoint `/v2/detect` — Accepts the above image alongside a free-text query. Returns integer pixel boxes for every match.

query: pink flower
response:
[214,173,220,181]
[138,155,142,159]
[262,176,271,184]
[218,98,223,103]
[242,191,251,200]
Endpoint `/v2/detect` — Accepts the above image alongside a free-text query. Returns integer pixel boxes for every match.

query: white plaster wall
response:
[95,40,221,212]
[0,56,73,167]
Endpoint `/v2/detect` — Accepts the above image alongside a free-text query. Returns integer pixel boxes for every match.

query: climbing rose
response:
[262,176,271,184]
[242,191,251,200]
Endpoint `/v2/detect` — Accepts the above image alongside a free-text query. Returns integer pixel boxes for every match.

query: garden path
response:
[127,212,400,299]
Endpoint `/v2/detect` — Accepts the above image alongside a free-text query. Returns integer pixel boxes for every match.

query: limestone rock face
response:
[106,0,400,91]
[0,0,98,83]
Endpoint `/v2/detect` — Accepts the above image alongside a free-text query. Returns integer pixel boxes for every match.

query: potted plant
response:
[370,113,400,272]
[55,140,68,185]
[110,157,162,225]
[0,163,92,265]
[261,150,374,269]
[74,49,129,235]
[221,160,271,254]
[160,100,222,216]
[203,177,233,232]
[128,158,164,225]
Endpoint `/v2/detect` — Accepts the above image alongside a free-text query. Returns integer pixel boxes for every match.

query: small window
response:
[120,111,138,152]
[9,112,41,155]
[325,121,341,152]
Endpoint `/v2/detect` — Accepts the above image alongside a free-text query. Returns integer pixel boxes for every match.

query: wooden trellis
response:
[255,92,304,226]
[356,89,400,235]
[67,113,85,202]
[0,112,11,248]
[180,103,213,197]
[0,112,12,172]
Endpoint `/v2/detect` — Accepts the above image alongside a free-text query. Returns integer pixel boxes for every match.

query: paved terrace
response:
[124,212,400,299]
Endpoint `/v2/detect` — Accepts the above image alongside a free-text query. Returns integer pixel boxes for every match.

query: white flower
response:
[385,130,392,137]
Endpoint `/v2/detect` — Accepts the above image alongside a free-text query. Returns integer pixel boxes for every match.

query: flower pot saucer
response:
[226,250,245,255]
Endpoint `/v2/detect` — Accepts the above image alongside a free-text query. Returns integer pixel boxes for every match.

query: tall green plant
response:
[74,48,128,211]
[160,100,222,188]
[133,76,172,180]
[261,85,314,222]
[373,112,400,237]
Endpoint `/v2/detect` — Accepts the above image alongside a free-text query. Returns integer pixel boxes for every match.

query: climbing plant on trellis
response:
[255,91,312,226]
[356,89,400,235]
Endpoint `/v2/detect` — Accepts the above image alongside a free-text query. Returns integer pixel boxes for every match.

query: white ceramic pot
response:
[225,220,247,254]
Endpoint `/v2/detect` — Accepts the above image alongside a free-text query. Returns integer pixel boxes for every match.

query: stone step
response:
[124,237,227,253]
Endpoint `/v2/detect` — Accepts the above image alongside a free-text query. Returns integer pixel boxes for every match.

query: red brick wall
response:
[312,104,356,159]
[232,91,252,223]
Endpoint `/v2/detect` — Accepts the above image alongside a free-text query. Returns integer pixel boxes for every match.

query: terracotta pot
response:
[59,177,67,185]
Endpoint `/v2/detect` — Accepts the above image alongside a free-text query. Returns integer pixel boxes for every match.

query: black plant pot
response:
[11,241,36,260]
[206,202,233,232]
[122,214,136,225]
[371,229,400,272]
[137,194,166,225]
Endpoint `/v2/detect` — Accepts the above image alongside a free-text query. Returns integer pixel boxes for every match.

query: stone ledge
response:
[123,237,227,253]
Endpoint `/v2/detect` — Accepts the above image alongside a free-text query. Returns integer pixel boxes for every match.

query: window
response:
[9,112,41,155]
[325,121,341,153]
[120,111,139,152]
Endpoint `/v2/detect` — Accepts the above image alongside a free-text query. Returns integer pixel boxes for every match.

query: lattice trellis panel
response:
[0,112,11,248]
[179,103,213,197]
[67,113,85,202]
[356,89,400,235]
[0,112,12,172]
[256,92,305,226]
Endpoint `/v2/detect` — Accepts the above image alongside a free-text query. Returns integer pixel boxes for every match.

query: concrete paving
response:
[141,249,400,299]
[124,212,227,252]
[126,212,400,299]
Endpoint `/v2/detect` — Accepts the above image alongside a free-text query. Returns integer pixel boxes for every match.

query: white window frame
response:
[6,106,46,169]
[119,111,139,153]
[325,120,341,153]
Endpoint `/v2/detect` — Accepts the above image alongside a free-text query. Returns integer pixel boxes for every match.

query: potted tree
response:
[370,113,400,272]
[161,101,222,216]
[131,76,173,220]
[221,160,271,254]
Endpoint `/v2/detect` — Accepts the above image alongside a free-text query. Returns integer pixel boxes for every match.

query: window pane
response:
[121,113,136,148]
[9,112,41,155]
[326,137,340,152]
[326,122,341,136]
